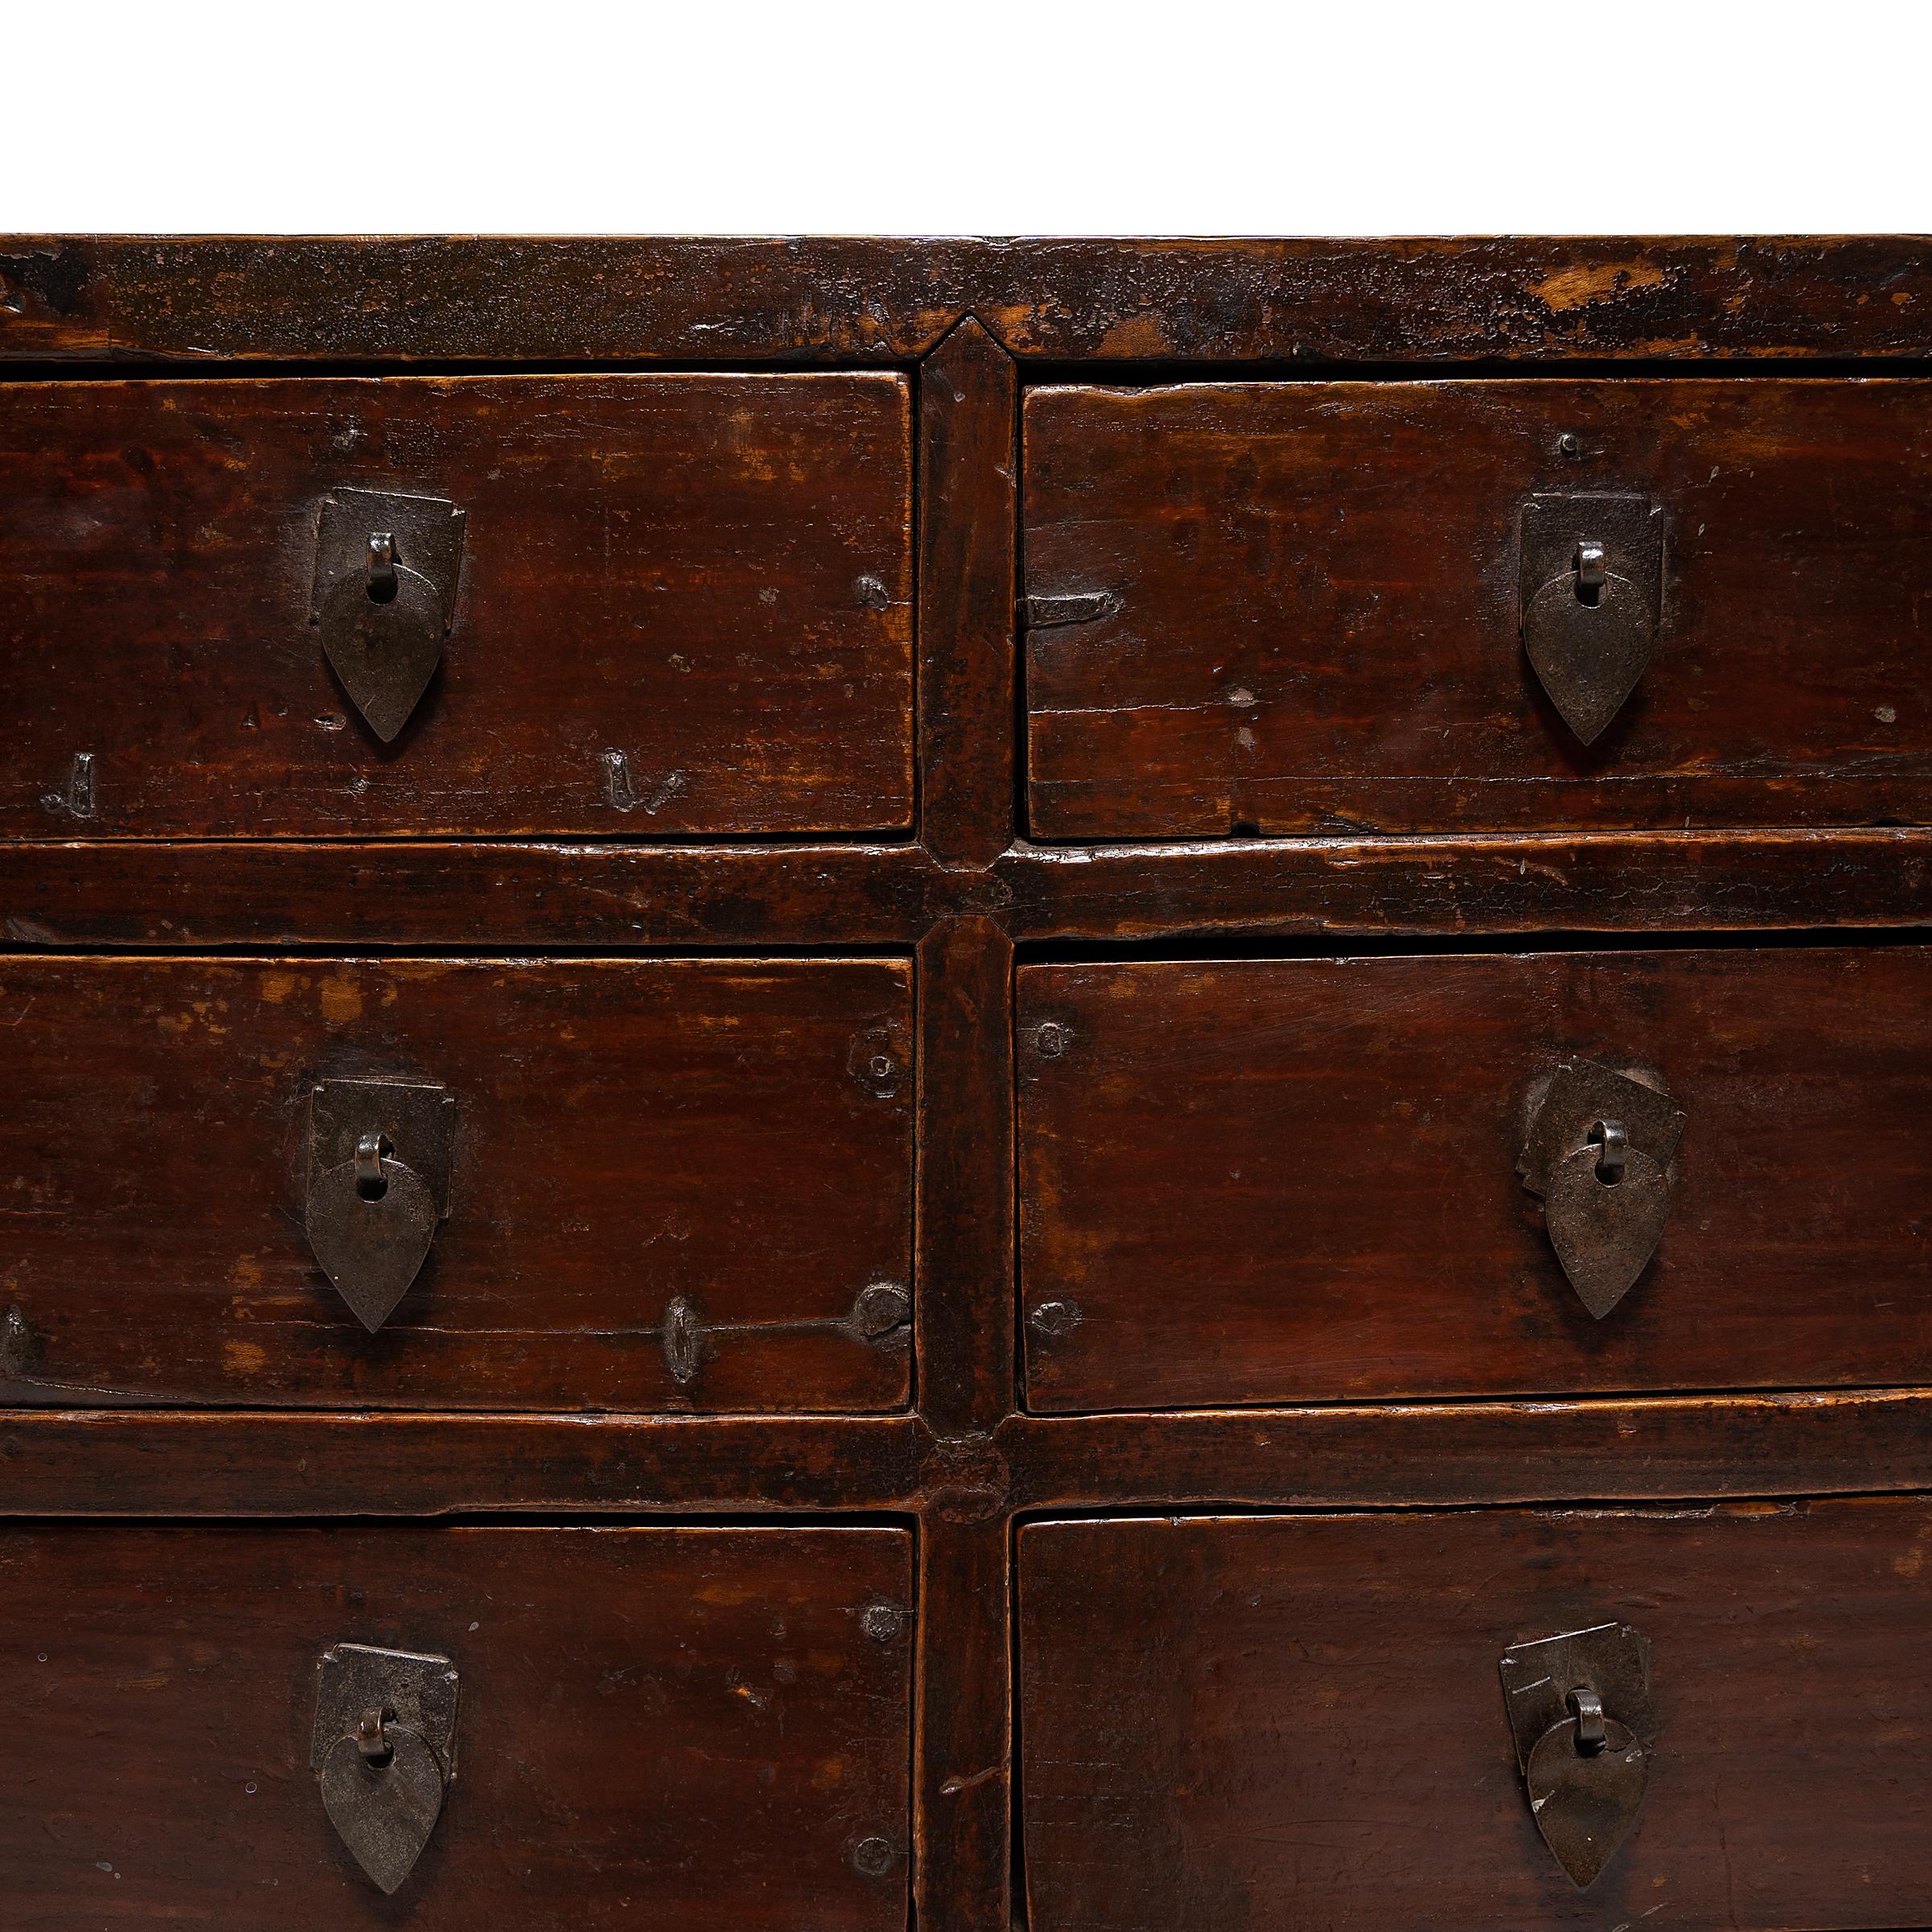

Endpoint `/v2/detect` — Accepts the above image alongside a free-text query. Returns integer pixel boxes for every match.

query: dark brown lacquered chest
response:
[4,234,1932,1930]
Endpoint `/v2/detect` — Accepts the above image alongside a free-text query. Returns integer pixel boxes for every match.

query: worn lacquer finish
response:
[1020,1501,1932,1932]
[1021,948,1932,1410]
[1025,380,1932,836]
[6,236,1932,364]
[0,957,913,1411]
[5,237,1932,1932]
[0,374,913,836]
[0,1524,912,1930]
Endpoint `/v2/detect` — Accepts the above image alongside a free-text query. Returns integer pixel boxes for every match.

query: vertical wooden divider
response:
[915,316,1018,875]
[912,316,1019,1931]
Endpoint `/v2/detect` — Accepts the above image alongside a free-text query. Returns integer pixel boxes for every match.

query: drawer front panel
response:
[0,957,912,1410]
[1020,1501,1932,1932]
[1024,379,1932,837]
[0,374,912,836]
[1020,947,1932,1410]
[1,1522,911,1930]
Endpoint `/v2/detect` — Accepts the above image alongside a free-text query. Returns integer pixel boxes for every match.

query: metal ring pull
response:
[1566,1686,1608,1754]
[353,1129,390,1198]
[365,530,398,601]
[1587,1117,1628,1183]
[355,1705,396,1767]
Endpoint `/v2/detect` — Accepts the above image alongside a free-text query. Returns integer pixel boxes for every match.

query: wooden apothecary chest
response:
[3,234,1932,1929]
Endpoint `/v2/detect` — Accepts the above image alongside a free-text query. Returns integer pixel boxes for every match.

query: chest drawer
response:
[0,956,911,1410]
[1020,1499,1932,1931]
[1,1521,910,1929]
[0,373,911,836]
[1021,947,1932,1411]
[1025,379,1932,837]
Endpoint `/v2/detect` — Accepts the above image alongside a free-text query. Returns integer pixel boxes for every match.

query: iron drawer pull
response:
[303,1079,456,1334]
[1519,1058,1685,1319]
[1517,493,1665,745]
[310,488,466,743]
[1500,1622,1653,1889]
[312,1643,460,1896]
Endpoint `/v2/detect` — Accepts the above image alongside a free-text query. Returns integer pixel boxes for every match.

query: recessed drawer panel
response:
[0,957,911,1410]
[1020,1501,1932,1932]
[1024,379,1932,837]
[1,1522,911,1930]
[1020,947,1932,1410]
[0,374,912,836]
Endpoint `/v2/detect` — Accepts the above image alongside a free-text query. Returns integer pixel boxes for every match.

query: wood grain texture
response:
[1026,379,1932,837]
[905,659,1019,1932]
[916,1514,1012,1932]
[6,1392,1931,1519]
[0,840,941,946]
[1020,1500,1932,1932]
[1003,1391,1932,1509]
[0,374,912,836]
[7,236,1932,1932]
[0,957,912,1411]
[3,832,1932,952]
[0,1412,923,1515]
[917,319,1018,868]
[916,918,1017,1435]
[0,1522,911,1930]
[999,828,1932,939]
[1021,947,1932,1410]
[6,236,1932,364]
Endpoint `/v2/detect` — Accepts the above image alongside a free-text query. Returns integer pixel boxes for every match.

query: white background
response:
[4,1,1926,234]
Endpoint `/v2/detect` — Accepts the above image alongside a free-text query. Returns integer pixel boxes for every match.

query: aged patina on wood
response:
[0,373,914,838]
[1020,1501,1932,1932]
[0,957,913,1412]
[0,1524,913,1928]
[1024,379,1932,837]
[4,236,1932,1932]
[1019,947,1932,1410]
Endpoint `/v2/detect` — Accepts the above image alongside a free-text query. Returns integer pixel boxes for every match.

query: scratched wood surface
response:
[6,236,1932,363]
[10,1391,1932,1521]
[916,320,1017,870]
[8,832,1932,952]
[0,1523,912,1931]
[1021,947,1932,1411]
[2,241,1932,1932]
[1020,1500,1932,1932]
[997,830,1932,943]
[1027,1499,1932,1932]
[1025,379,1932,836]
[910,324,1022,1932]
[0,374,913,836]
[0,957,913,1411]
